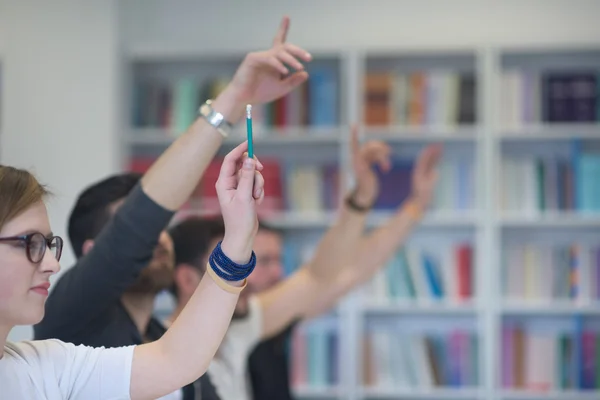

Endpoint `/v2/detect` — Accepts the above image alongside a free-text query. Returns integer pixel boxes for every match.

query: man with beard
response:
[166,126,443,400]
[34,15,313,400]
[34,172,176,348]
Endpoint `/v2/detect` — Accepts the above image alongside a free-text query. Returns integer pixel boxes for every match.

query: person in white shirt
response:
[0,136,266,399]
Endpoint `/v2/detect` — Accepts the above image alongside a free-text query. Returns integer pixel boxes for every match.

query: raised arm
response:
[35,16,312,338]
[305,143,443,315]
[256,135,442,338]
[130,141,265,399]
[255,126,393,338]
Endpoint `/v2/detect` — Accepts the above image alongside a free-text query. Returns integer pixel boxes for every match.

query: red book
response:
[457,244,472,299]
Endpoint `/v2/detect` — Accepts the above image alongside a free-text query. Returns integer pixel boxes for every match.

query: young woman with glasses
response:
[0,140,263,399]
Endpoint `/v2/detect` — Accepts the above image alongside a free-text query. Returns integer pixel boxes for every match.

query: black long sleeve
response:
[34,183,175,342]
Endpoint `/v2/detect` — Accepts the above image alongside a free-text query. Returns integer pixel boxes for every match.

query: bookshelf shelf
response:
[293,385,342,398]
[364,125,478,142]
[498,212,600,227]
[500,389,600,400]
[369,210,479,228]
[258,211,480,230]
[358,387,482,399]
[239,210,478,230]
[121,43,600,400]
[362,301,477,315]
[260,211,338,229]
[501,301,600,315]
[498,123,600,140]
[127,127,342,146]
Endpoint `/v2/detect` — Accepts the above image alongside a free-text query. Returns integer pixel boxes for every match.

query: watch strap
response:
[345,190,372,213]
[199,100,233,138]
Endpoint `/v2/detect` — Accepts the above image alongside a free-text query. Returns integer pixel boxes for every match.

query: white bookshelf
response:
[122,44,600,400]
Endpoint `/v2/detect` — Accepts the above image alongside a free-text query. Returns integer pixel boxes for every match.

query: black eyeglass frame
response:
[0,232,63,263]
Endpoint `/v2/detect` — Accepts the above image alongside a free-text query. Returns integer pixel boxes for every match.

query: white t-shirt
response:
[207,295,263,400]
[0,339,134,400]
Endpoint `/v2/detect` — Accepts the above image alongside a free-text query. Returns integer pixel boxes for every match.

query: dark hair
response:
[68,173,142,258]
[0,165,49,231]
[168,216,226,298]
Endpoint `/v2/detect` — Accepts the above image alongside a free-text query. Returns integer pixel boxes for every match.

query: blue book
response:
[422,253,443,298]
[308,67,338,127]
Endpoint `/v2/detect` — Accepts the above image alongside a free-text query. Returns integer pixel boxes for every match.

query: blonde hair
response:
[0,166,49,231]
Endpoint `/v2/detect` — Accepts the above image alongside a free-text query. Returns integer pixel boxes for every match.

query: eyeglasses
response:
[0,232,63,263]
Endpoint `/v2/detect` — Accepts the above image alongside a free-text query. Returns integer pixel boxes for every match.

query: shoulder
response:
[3,339,80,379]
[5,339,134,368]
[5,340,135,399]
[5,339,71,361]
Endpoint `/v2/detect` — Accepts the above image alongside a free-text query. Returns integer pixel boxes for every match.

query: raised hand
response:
[349,124,392,208]
[227,16,312,106]
[410,144,443,209]
[217,142,265,264]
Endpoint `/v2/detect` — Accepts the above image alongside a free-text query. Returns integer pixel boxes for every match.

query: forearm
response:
[140,87,245,211]
[161,278,238,381]
[131,264,245,398]
[300,199,424,319]
[305,199,369,281]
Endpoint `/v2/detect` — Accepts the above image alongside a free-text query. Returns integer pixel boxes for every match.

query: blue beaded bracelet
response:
[209,241,256,282]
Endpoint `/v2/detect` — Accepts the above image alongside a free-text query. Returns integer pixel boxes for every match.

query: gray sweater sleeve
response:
[36,183,175,337]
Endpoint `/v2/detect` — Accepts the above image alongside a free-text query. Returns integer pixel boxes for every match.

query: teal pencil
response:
[246,104,254,159]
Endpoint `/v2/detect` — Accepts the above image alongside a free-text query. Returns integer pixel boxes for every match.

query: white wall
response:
[1,0,120,341]
[120,0,600,53]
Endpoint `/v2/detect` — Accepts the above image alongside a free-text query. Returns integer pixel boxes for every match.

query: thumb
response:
[237,157,257,201]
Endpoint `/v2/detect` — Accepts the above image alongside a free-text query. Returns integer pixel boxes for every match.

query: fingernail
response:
[244,158,254,169]
[255,188,263,198]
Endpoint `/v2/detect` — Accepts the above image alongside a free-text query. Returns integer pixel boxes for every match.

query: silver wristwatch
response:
[198,99,233,138]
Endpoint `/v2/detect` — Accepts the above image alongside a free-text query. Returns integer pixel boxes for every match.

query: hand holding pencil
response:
[246,104,254,159]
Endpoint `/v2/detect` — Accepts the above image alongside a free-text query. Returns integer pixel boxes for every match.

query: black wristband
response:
[345,191,373,213]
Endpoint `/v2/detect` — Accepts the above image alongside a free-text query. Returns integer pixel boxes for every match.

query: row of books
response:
[131,77,227,134]
[130,157,340,214]
[372,158,475,212]
[290,319,339,387]
[131,67,339,132]
[499,149,600,213]
[503,243,600,302]
[363,70,476,127]
[432,158,475,212]
[129,156,475,214]
[253,67,339,129]
[362,329,479,388]
[502,319,600,390]
[501,70,600,128]
[503,243,583,302]
[130,68,600,134]
[365,244,473,303]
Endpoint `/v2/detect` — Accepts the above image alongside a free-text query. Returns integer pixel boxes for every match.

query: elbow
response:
[194,361,211,381]
[155,339,212,389]
[174,354,212,387]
